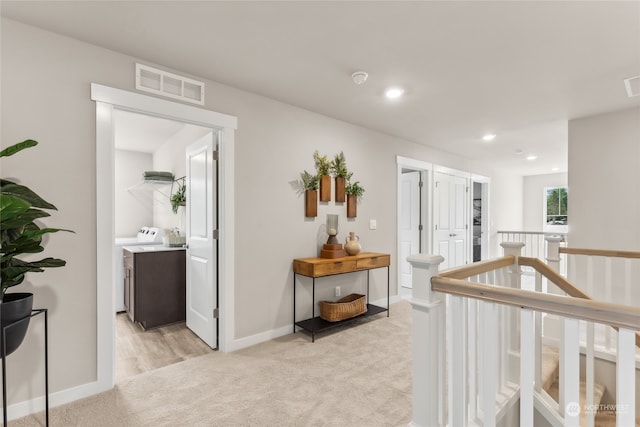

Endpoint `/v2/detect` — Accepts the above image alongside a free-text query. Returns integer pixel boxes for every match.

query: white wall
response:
[152,126,212,233]
[114,150,153,236]
[523,172,568,231]
[1,17,523,408]
[568,107,640,250]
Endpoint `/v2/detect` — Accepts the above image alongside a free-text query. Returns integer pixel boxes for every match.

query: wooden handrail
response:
[559,247,640,259]
[431,276,640,331]
[519,256,640,347]
[439,256,515,280]
[519,257,590,299]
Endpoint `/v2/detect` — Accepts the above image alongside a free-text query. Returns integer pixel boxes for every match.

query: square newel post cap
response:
[407,254,445,268]
[545,235,564,243]
[500,241,525,257]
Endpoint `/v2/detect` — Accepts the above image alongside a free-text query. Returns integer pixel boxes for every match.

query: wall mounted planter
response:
[347,194,357,218]
[319,175,331,202]
[305,189,318,217]
[335,177,346,203]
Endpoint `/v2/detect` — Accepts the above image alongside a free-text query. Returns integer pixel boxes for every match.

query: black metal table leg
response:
[293,273,296,333]
[312,277,316,343]
[387,266,390,317]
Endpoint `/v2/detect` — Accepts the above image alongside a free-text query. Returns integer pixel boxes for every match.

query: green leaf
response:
[1,182,57,210]
[0,139,37,158]
[0,194,31,222]
[0,208,50,229]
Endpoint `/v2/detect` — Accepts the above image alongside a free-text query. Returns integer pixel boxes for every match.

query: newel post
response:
[500,241,525,289]
[407,254,445,427]
[545,236,563,273]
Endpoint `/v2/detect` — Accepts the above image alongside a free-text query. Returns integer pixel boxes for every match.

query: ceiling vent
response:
[135,63,205,105]
[624,75,640,98]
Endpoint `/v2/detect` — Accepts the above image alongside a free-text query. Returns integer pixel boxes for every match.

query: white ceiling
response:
[3,1,640,176]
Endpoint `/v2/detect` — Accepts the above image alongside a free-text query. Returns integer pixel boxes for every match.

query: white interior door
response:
[433,171,468,269]
[400,171,421,288]
[186,133,217,349]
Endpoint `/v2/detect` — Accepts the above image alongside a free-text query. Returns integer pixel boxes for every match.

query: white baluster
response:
[535,271,542,393]
[561,318,580,427]
[586,321,595,427]
[449,295,467,427]
[407,254,445,427]
[616,328,635,427]
[481,301,498,426]
[468,294,478,420]
[520,308,535,427]
[604,258,612,350]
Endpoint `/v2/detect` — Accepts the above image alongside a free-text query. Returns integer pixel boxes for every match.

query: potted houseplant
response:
[345,180,365,218]
[313,150,331,202]
[170,178,186,214]
[1,139,72,356]
[300,170,319,217]
[330,151,349,203]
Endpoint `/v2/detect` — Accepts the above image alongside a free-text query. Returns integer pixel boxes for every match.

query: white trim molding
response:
[91,83,237,396]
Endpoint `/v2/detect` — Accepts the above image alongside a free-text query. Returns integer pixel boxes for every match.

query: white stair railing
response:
[409,244,640,427]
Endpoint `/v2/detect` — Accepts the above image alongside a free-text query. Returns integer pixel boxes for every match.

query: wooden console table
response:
[293,252,390,342]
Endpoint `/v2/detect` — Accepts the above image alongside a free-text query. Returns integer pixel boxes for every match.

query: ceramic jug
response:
[345,232,361,256]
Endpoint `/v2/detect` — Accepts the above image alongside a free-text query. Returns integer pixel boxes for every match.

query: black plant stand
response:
[1,309,48,427]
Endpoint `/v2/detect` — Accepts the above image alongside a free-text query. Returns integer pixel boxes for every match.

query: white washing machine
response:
[114,227,163,312]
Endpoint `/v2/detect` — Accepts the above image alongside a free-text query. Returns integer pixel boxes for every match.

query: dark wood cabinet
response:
[123,248,186,329]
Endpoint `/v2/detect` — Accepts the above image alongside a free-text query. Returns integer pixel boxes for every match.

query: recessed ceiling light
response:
[385,87,404,99]
[527,155,537,161]
[482,134,496,142]
[551,167,560,172]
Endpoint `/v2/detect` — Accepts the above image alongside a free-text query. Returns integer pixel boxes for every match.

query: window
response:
[544,187,568,230]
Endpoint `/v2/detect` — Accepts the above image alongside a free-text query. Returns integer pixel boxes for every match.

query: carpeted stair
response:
[541,346,637,426]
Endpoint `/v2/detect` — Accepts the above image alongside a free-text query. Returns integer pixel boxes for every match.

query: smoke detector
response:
[624,75,640,97]
[351,71,368,85]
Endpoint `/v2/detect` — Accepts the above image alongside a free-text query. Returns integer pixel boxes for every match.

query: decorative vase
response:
[347,194,357,218]
[335,176,346,203]
[319,175,331,202]
[305,189,318,217]
[345,232,361,256]
[1,293,34,357]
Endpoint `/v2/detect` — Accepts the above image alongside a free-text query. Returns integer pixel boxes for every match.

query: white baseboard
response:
[3,379,110,422]
[371,294,402,307]
[227,324,293,352]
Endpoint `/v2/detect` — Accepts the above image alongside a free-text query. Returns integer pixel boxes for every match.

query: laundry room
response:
[112,108,214,381]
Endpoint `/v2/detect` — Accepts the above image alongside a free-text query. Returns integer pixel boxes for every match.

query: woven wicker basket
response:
[319,293,366,322]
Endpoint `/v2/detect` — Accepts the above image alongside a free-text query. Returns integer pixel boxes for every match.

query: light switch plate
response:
[369,219,377,230]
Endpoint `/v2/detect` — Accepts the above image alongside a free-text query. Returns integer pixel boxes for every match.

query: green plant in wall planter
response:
[330,151,349,203]
[0,139,73,356]
[345,180,365,218]
[313,150,331,202]
[170,178,186,214]
[300,170,319,217]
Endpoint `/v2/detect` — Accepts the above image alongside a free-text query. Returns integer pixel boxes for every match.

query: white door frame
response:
[396,156,432,295]
[91,84,237,391]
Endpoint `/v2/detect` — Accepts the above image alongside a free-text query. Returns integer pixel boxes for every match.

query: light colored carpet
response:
[13,301,413,426]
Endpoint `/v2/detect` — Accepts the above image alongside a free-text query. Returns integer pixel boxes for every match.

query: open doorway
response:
[92,84,237,391]
[471,176,490,262]
[113,109,213,382]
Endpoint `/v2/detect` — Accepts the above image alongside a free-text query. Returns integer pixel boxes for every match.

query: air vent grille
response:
[135,63,205,105]
[624,75,640,98]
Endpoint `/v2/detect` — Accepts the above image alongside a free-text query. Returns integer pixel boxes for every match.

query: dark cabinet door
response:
[123,249,186,329]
